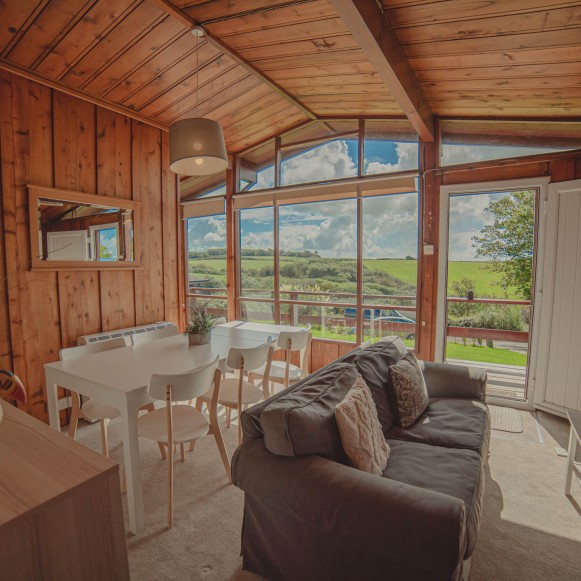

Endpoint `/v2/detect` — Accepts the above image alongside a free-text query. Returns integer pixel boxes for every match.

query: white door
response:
[533,179,581,416]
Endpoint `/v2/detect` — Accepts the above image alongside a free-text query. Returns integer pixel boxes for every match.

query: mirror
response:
[29,185,141,270]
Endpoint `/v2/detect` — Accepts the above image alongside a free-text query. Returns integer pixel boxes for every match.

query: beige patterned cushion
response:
[335,375,390,475]
[388,351,429,428]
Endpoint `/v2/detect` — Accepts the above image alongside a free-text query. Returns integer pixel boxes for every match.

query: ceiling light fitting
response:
[169,25,227,176]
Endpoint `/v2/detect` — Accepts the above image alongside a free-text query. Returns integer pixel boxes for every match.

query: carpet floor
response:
[74,408,581,580]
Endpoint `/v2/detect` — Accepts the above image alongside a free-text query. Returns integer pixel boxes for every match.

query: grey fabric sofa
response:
[232,337,490,581]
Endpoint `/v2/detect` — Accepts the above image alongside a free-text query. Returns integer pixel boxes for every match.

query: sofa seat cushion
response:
[384,439,484,558]
[260,363,360,461]
[386,398,490,458]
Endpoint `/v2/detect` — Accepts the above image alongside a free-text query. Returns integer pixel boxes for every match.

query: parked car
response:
[343,308,416,340]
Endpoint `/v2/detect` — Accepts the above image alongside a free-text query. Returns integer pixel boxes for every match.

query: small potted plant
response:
[185,305,214,345]
[0,370,27,424]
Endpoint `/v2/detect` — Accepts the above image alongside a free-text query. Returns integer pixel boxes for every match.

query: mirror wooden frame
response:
[28,185,142,271]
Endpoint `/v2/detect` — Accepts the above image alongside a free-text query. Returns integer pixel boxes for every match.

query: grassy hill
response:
[189,257,518,299]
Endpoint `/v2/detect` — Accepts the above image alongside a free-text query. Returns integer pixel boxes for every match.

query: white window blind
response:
[182,197,225,219]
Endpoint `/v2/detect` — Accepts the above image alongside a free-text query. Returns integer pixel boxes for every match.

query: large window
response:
[186,213,228,319]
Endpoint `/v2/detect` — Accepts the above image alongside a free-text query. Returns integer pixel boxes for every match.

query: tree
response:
[472,190,535,300]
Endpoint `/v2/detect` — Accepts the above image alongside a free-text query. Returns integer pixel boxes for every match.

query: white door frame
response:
[532,179,581,417]
[436,177,550,407]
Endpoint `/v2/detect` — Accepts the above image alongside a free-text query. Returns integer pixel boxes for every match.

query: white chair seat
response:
[137,405,209,444]
[82,399,120,421]
[256,360,304,380]
[200,378,263,407]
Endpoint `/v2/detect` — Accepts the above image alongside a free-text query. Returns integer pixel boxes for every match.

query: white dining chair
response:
[211,316,227,327]
[251,325,312,394]
[62,337,129,452]
[198,340,275,445]
[132,325,180,346]
[136,356,223,529]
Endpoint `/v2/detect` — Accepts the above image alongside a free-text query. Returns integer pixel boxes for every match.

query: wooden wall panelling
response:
[0,73,61,420]
[53,91,102,347]
[132,121,165,325]
[97,108,136,331]
[310,340,340,373]
[161,130,180,325]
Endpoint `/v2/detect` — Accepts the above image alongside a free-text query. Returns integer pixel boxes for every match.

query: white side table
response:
[565,410,581,496]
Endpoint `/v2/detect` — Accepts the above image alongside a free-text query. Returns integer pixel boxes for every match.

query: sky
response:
[188,139,546,261]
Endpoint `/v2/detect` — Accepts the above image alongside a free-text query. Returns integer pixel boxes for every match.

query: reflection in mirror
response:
[37,198,134,263]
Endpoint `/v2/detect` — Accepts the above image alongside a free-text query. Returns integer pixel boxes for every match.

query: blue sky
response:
[188,139,544,260]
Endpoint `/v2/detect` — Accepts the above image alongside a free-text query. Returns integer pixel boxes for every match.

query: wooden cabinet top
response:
[0,401,117,526]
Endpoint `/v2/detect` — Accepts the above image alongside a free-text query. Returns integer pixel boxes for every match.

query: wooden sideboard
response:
[0,400,129,580]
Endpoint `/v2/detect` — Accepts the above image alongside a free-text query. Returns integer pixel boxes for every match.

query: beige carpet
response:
[74,408,581,580]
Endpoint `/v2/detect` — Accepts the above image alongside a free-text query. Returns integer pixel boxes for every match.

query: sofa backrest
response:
[241,336,409,461]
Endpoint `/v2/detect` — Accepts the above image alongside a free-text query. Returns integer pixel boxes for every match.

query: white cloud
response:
[442,144,552,166]
[365,142,418,175]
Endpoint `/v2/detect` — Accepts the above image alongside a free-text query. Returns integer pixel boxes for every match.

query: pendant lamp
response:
[169,27,228,176]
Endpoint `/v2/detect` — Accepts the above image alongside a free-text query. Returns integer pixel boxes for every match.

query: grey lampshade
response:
[169,118,228,176]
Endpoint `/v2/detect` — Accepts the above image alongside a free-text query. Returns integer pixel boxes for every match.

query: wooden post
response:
[416,120,440,361]
[226,155,238,321]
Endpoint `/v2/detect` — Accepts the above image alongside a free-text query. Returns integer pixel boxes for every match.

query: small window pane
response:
[364,120,419,176]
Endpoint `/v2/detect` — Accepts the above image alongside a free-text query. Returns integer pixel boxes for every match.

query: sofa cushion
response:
[386,399,491,458]
[260,363,360,460]
[347,336,408,434]
[384,439,484,558]
[388,351,429,428]
[335,376,390,475]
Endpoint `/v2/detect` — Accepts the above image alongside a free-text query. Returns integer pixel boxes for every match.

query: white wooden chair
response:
[62,337,129,453]
[132,325,179,346]
[251,325,312,395]
[136,356,227,529]
[198,340,275,445]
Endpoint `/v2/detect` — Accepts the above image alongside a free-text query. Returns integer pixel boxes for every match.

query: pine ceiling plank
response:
[280,72,384,87]
[402,28,581,57]
[267,61,378,79]
[239,34,360,61]
[6,0,92,67]
[83,16,186,96]
[257,49,370,70]
[426,88,581,99]
[416,62,581,81]
[223,18,350,50]
[292,83,393,96]
[180,0,317,23]
[329,0,434,140]
[212,90,285,129]
[0,0,47,55]
[387,0,581,27]
[430,97,581,108]
[300,93,399,104]
[398,7,581,45]
[35,0,140,79]
[119,44,231,110]
[141,62,249,119]
[422,76,581,91]
[221,98,297,137]
[409,45,581,70]
[61,1,168,88]
[199,1,337,37]
[433,105,581,116]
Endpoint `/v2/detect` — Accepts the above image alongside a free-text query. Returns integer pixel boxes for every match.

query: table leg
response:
[565,426,577,496]
[119,400,144,534]
[45,376,60,432]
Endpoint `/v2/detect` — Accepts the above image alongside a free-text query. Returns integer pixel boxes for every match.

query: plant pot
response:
[188,332,211,346]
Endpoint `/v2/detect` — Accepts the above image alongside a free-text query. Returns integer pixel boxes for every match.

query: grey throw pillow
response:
[388,351,429,429]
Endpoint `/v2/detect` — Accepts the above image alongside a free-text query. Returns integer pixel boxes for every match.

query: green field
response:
[190,257,516,299]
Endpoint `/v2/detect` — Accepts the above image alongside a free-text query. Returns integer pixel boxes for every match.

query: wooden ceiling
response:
[0,0,579,157]
[383,0,581,117]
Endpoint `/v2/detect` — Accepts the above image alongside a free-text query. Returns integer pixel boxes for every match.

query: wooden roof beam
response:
[149,0,317,121]
[329,0,434,142]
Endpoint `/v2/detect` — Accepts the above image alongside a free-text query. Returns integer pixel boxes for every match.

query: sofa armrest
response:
[420,360,487,400]
[232,439,467,579]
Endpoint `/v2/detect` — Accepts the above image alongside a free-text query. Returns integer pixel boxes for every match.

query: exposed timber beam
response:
[150,0,317,121]
[329,0,434,142]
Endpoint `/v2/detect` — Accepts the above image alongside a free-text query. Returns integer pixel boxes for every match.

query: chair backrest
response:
[60,337,129,361]
[277,324,311,352]
[132,325,179,346]
[211,317,227,327]
[226,339,275,372]
[149,356,220,402]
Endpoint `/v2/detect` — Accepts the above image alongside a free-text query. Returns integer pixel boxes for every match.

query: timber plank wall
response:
[0,71,181,423]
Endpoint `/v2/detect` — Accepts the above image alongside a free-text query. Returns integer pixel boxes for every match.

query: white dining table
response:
[44,321,300,534]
